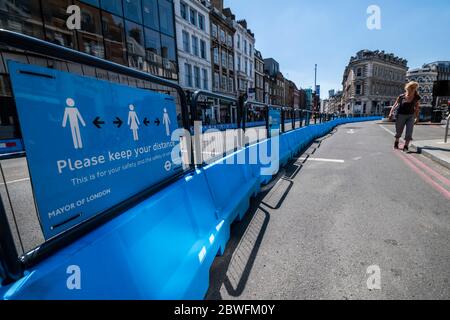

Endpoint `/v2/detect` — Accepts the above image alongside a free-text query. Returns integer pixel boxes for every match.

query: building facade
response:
[174,0,212,93]
[342,50,408,115]
[263,73,270,104]
[406,65,437,120]
[285,79,299,108]
[304,88,313,110]
[0,0,180,81]
[327,90,343,114]
[424,61,450,81]
[264,58,285,106]
[0,0,181,144]
[254,49,265,103]
[209,1,235,97]
[232,19,255,99]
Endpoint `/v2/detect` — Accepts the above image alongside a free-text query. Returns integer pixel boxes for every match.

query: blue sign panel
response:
[268,107,281,136]
[8,61,181,239]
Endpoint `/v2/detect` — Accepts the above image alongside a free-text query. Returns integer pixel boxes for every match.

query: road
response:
[379,121,446,141]
[0,157,43,254]
[207,121,450,300]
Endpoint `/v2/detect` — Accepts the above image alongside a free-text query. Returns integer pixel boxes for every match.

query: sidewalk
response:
[411,139,450,170]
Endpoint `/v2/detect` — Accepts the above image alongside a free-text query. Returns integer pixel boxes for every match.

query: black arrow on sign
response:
[113,117,123,128]
[144,118,150,126]
[154,118,161,126]
[93,117,105,128]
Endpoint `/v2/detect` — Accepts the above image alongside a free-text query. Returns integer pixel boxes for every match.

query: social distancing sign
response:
[8,61,181,239]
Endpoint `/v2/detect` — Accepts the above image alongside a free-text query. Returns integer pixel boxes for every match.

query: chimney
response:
[211,0,224,11]
[222,8,234,19]
[237,19,247,29]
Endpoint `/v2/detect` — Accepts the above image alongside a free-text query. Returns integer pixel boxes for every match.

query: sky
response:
[224,0,450,98]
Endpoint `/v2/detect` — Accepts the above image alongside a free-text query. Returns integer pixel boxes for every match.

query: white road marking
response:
[379,125,396,136]
[347,129,355,134]
[353,156,363,161]
[299,157,345,163]
[0,177,30,185]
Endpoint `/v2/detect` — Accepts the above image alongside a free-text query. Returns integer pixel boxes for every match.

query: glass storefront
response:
[0,0,178,80]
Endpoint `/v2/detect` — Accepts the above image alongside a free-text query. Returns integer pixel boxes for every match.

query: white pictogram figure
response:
[62,98,86,149]
[128,104,140,141]
[162,108,171,136]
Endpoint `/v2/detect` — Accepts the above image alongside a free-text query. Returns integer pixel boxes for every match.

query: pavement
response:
[378,121,450,169]
[410,140,450,170]
[206,121,450,300]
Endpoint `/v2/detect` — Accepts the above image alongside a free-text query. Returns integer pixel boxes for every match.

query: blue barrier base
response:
[0,117,380,300]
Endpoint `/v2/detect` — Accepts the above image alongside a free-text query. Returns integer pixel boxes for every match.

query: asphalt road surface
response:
[0,157,43,254]
[207,121,450,300]
[379,121,447,141]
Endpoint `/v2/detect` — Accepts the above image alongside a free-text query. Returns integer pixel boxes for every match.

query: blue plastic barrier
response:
[202,152,260,255]
[0,116,381,300]
[0,139,24,155]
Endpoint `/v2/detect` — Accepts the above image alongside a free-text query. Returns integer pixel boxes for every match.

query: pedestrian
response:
[389,81,421,152]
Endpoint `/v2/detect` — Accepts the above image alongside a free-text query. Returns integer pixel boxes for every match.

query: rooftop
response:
[349,50,408,67]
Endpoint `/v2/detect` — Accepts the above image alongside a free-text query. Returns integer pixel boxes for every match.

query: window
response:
[214,72,220,91]
[219,29,225,43]
[182,31,190,53]
[142,0,159,31]
[198,14,205,31]
[42,0,76,48]
[249,44,252,56]
[76,2,104,58]
[159,0,174,36]
[161,34,176,63]
[185,63,192,87]
[125,20,145,70]
[213,47,219,64]
[189,8,197,26]
[200,40,206,59]
[101,0,123,16]
[244,40,247,54]
[191,35,198,56]
[228,54,233,70]
[180,1,188,20]
[0,0,44,39]
[194,66,201,88]
[144,27,161,59]
[123,0,142,24]
[249,62,253,76]
[227,34,232,47]
[221,51,227,68]
[228,77,233,92]
[237,34,240,49]
[202,69,208,90]
[245,58,248,74]
[221,75,227,91]
[211,23,218,38]
[237,55,241,71]
[102,12,126,65]
[79,0,99,6]
[356,84,362,95]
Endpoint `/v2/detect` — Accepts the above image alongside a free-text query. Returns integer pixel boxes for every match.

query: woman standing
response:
[389,81,421,151]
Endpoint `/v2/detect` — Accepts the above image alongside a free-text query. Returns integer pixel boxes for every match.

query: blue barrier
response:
[0,139,24,155]
[0,116,381,300]
[202,152,260,254]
